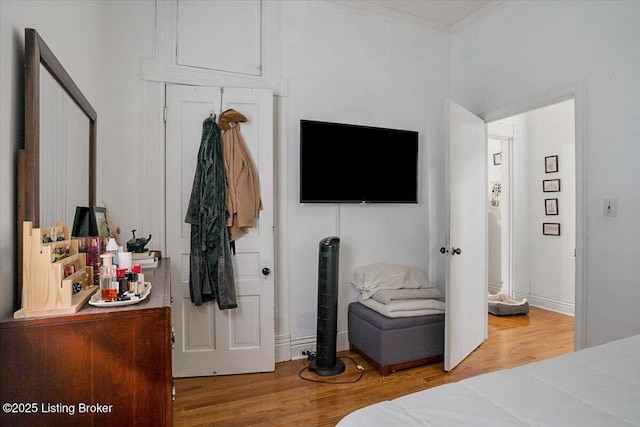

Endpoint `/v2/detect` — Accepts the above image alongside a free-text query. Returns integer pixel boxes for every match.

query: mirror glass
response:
[39,63,91,227]
[18,28,96,296]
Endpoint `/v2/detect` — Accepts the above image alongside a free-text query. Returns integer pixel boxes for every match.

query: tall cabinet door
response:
[166,85,275,377]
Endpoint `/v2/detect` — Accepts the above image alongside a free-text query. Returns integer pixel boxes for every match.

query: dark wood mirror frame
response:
[17,28,97,300]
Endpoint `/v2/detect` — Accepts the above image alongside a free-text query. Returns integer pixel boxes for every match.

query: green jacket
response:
[185,115,236,309]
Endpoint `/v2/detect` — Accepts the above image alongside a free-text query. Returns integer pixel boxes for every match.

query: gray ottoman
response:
[348,302,444,376]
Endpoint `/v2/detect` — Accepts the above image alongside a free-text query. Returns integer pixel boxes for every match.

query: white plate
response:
[88,283,152,307]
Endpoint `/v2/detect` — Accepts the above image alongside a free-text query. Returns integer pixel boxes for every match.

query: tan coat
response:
[219,109,262,242]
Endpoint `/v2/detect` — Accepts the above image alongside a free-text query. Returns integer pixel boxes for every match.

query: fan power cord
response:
[298,356,365,384]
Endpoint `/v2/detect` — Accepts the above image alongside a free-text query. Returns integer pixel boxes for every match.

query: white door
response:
[444,100,488,371]
[166,84,275,377]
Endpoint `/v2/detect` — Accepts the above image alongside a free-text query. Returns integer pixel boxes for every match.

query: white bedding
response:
[358,296,445,318]
[337,334,640,426]
[371,288,442,305]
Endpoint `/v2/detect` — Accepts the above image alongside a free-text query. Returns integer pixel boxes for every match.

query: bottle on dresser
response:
[99,253,118,302]
[133,264,145,295]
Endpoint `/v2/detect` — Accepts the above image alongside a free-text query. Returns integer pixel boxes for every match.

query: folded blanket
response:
[359,296,445,318]
[371,288,442,305]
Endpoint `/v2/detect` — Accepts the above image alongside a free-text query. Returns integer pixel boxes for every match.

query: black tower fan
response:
[309,236,345,376]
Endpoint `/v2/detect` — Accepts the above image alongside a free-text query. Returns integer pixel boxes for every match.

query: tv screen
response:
[300,120,418,203]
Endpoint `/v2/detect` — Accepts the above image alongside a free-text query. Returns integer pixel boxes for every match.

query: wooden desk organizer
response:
[15,221,97,319]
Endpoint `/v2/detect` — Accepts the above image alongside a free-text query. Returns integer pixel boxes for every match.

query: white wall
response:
[0,0,103,319]
[452,0,640,346]
[280,1,450,348]
[97,1,155,248]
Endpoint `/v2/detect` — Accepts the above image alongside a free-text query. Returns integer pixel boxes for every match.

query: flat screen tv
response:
[300,119,419,203]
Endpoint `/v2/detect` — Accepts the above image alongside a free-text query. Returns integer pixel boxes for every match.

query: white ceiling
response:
[348,0,497,31]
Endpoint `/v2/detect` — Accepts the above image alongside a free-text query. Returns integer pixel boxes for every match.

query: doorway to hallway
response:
[487,99,576,320]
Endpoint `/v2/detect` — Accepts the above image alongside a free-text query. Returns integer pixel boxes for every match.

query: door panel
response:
[166,85,274,377]
[176,0,261,75]
[444,100,488,371]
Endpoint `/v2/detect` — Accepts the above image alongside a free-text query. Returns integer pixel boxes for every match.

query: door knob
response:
[262,267,271,276]
[439,247,449,254]
[452,247,462,255]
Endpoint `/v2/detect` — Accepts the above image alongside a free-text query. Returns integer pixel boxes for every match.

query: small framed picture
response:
[92,207,110,238]
[545,198,559,215]
[545,155,558,173]
[543,223,561,236]
[543,179,561,192]
[493,152,502,165]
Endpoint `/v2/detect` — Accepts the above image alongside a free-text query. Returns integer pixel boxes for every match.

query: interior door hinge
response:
[163,106,167,123]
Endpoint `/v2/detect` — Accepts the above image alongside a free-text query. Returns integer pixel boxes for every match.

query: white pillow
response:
[350,262,432,300]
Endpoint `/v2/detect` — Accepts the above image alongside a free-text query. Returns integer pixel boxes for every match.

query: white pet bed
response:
[488,293,529,316]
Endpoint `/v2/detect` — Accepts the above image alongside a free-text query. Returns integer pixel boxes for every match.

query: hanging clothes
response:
[219,109,263,242]
[184,115,237,309]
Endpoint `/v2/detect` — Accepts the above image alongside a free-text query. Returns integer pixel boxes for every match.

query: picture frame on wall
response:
[545,155,558,173]
[543,223,561,236]
[493,152,502,165]
[545,198,559,215]
[543,179,561,192]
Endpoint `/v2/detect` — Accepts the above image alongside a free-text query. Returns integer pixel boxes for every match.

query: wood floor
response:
[173,307,574,426]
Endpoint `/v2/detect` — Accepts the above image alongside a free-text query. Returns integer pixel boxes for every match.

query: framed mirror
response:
[18,28,97,296]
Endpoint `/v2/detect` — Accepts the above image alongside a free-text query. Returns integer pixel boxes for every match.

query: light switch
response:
[603,198,617,217]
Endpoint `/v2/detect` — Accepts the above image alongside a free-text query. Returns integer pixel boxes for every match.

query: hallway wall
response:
[526,101,575,314]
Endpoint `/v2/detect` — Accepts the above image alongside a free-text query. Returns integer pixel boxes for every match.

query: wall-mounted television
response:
[300,119,419,204]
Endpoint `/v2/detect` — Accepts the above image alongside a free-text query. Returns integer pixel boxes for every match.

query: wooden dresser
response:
[0,259,172,426]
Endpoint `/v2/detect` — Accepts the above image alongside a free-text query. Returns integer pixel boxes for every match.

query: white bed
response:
[337,334,640,426]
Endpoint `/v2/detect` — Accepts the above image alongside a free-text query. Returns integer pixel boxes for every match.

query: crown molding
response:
[450,1,506,33]
[326,0,451,34]
[326,0,505,34]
